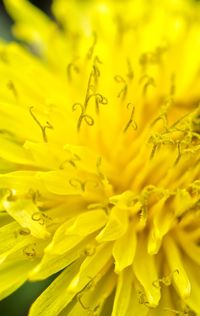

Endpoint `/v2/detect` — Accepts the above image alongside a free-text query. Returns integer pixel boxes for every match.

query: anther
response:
[27,189,41,204]
[19,228,31,236]
[192,108,200,134]
[174,141,182,165]
[150,143,159,159]
[29,106,53,142]
[67,61,79,81]
[60,159,76,169]
[23,243,36,258]
[60,152,81,169]
[163,307,189,315]
[94,93,108,114]
[87,32,97,59]
[91,56,102,86]
[139,75,156,96]
[152,269,179,289]
[83,246,96,256]
[123,102,137,133]
[72,103,94,131]
[151,113,168,131]
[114,75,128,100]
[5,188,17,201]
[136,289,151,308]
[32,212,45,225]
[69,178,85,192]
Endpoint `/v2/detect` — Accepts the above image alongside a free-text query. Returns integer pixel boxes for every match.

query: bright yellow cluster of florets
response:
[0,0,200,315]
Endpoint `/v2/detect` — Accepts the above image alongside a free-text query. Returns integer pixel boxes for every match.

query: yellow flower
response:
[0,0,200,315]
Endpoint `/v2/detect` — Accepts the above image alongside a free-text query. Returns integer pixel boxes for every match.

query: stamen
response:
[192,106,200,133]
[164,307,190,315]
[95,93,108,114]
[123,102,137,133]
[151,114,168,130]
[139,44,168,69]
[136,288,151,308]
[92,56,102,85]
[86,93,108,115]
[26,189,41,204]
[152,269,179,288]
[23,243,37,258]
[139,74,156,96]
[32,212,45,225]
[87,32,97,59]
[69,178,86,192]
[114,75,128,100]
[72,103,94,131]
[18,228,31,236]
[83,246,96,256]
[151,101,171,131]
[60,153,81,169]
[69,178,99,193]
[77,278,100,315]
[189,180,200,195]
[148,132,174,159]
[67,60,79,81]
[126,58,134,81]
[29,106,53,142]
[5,188,17,202]
[174,141,182,165]
[73,56,106,129]
[77,294,89,311]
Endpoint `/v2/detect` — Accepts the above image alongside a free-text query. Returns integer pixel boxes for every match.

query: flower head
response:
[0,0,200,315]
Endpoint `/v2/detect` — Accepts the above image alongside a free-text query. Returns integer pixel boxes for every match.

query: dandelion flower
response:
[0,0,200,315]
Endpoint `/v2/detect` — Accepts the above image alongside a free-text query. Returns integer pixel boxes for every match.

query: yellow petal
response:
[29,259,82,316]
[0,253,37,300]
[183,256,200,315]
[113,222,137,272]
[46,210,107,255]
[30,244,112,316]
[29,236,90,280]
[66,209,107,236]
[74,243,113,287]
[126,282,149,316]
[163,235,191,299]
[0,134,32,165]
[112,268,133,316]
[65,267,116,316]
[176,229,200,265]
[37,170,84,196]
[3,198,50,239]
[0,221,19,255]
[0,221,35,263]
[133,235,160,307]
[96,206,128,242]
